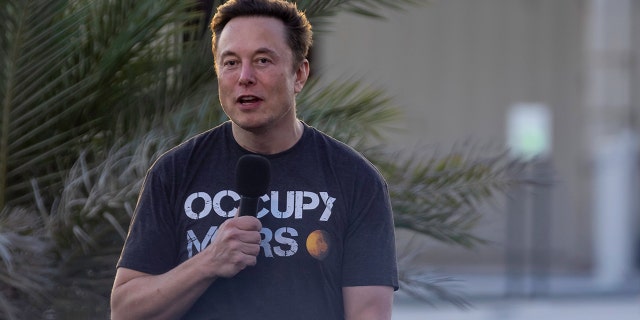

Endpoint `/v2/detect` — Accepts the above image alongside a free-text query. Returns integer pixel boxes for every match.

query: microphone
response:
[235,154,271,217]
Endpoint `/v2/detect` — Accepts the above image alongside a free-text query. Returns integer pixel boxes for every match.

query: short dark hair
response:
[210,0,313,68]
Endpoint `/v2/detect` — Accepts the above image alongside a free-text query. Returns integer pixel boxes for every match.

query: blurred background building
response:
[317,0,640,300]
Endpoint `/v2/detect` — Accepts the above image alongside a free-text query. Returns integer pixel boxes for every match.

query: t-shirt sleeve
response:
[116,159,179,275]
[341,162,399,290]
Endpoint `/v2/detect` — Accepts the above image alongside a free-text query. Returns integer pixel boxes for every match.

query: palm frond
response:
[0,207,55,320]
[297,77,402,148]
[1,0,210,209]
[40,135,170,316]
[386,146,523,248]
[394,231,470,307]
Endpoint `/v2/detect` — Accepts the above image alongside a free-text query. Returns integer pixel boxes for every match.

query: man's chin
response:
[232,119,269,135]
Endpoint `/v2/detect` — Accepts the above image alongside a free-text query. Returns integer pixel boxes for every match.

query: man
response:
[110,0,398,319]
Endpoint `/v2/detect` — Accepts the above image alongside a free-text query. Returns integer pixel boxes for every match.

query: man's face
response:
[215,16,308,133]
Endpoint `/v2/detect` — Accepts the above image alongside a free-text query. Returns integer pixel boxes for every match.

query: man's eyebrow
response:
[255,47,278,56]
[219,47,279,59]
[218,50,237,60]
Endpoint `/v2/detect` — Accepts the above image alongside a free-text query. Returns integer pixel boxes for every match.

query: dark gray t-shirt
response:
[117,121,398,319]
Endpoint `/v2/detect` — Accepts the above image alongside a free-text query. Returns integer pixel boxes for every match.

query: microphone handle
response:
[238,196,259,217]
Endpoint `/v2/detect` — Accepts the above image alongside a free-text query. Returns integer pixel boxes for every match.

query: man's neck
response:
[232,119,304,155]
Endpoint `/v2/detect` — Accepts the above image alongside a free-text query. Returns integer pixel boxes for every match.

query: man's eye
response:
[223,60,237,66]
[257,58,270,64]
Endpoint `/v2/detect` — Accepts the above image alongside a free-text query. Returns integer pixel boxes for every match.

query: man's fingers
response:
[242,242,261,256]
[232,215,262,231]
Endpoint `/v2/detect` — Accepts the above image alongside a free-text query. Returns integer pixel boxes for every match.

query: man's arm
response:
[343,286,394,320]
[110,216,262,320]
[111,263,214,320]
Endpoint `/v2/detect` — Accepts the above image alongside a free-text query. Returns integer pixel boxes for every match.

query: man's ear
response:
[294,59,310,94]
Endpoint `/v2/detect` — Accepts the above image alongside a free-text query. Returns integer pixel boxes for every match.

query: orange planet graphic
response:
[306,230,330,260]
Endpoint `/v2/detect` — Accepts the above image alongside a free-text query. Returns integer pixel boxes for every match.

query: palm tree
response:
[1,0,523,318]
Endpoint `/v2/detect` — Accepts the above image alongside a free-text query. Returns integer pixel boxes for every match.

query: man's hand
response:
[202,215,263,278]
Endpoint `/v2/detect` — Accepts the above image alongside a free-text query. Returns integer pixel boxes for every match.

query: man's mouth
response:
[237,95,261,104]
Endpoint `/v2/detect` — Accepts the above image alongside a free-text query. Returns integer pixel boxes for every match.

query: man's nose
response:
[238,64,256,86]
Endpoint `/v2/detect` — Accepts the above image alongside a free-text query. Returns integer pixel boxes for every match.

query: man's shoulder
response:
[149,122,230,171]
[177,122,229,150]
[164,122,229,154]
[304,124,361,158]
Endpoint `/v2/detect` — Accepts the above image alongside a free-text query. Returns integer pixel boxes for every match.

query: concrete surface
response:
[392,274,640,320]
[393,295,639,320]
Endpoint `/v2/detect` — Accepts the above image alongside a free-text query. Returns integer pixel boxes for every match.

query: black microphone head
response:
[235,154,271,198]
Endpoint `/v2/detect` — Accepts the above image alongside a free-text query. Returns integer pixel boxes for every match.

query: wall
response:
[316,0,592,272]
